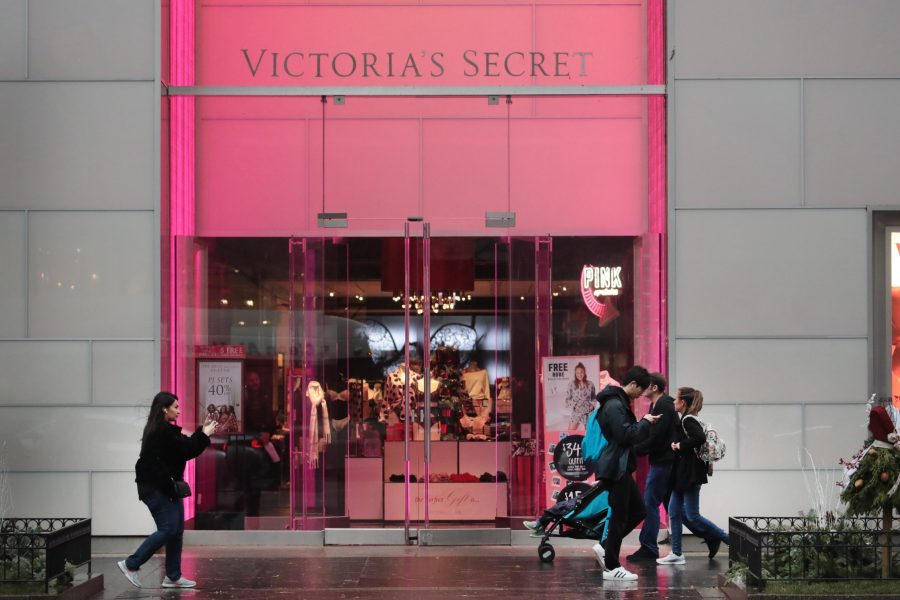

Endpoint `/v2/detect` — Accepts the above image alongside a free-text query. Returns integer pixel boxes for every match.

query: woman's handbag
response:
[171,478,192,498]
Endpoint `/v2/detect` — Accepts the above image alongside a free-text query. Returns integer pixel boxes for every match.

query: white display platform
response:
[348,457,383,520]
[384,482,508,521]
[384,440,509,479]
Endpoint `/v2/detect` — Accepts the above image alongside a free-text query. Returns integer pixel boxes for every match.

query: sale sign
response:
[197,360,243,434]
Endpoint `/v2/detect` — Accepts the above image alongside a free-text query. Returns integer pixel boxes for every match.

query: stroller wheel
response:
[538,542,555,563]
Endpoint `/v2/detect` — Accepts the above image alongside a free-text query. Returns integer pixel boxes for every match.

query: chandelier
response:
[392,291,472,314]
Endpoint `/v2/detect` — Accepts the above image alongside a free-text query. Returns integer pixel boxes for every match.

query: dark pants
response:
[638,461,673,556]
[126,488,184,581]
[602,474,645,569]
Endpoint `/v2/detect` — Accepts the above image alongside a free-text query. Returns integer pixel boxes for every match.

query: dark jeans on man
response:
[602,474,645,570]
[638,461,672,556]
[125,488,184,581]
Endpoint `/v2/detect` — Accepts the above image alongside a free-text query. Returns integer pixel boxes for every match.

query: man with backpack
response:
[628,372,678,561]
[591,366,659,581]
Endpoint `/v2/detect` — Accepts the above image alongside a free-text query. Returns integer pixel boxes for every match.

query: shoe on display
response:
[591,542,606,571]
[626,546,659,561]
[705,538,722,559]
[117,560,141,588]
[656,552,686,565]
[162,576,197,588]
[603,566,638,581]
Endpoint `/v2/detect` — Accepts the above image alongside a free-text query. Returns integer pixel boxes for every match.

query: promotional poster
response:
[197,360,243,434]
[541,355,608,507]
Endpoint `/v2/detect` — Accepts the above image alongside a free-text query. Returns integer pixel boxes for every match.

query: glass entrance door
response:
[288,229,545,535]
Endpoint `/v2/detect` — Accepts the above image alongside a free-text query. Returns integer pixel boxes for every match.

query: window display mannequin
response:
[462,360,491,419]
[460,360,491,437]
[380,362,421,424]
[495,377,512,415]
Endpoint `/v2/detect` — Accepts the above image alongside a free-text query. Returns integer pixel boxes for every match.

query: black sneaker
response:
[626,546,659,561]
[704,538,722,559]
[658,535,671,546]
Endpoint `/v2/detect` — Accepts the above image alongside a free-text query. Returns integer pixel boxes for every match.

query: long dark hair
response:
[573,363,588,388]
[141,391,177,453]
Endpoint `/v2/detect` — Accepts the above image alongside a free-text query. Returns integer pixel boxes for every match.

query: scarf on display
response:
[307,380,330,467]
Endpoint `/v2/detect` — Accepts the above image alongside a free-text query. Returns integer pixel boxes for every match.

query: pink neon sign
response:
[581,264,623,321]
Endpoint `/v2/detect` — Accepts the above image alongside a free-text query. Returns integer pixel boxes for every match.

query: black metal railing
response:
[729,516,900,588]
[0,518,92,593]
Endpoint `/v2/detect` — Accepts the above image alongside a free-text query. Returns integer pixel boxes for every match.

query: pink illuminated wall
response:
[196,95,650,236]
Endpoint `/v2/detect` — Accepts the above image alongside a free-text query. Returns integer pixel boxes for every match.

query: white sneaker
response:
[656,552,686,564]
[523,520,544,535]
[591,542,606,570]
[603,566,638,581]
[117,560,141,588]
[162,576,197,588]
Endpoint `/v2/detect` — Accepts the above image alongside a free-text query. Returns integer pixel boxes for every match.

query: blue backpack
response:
[582,406,608,472]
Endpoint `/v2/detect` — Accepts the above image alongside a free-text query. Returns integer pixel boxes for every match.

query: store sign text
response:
[581,264,622,317]
[241,49,594,80]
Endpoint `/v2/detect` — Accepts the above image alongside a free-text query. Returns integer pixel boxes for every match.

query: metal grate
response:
[0,518,92,593]
[729,516,900,588]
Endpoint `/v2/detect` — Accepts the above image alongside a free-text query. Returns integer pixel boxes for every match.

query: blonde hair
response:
[677,386,704,416]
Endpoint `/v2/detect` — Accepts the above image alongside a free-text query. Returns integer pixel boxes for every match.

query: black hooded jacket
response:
[634,393,678,465]
[134,422,210,499]
[593,385,651,481]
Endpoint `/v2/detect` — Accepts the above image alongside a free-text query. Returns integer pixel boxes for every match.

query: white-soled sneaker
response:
[117,560,141,588]
[603,566,638,581]
[591,542,606,570]
[162,576,197,588]
[522,520,545,537]
[656,552,686,565]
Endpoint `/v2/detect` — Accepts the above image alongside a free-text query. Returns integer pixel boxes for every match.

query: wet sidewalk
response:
[90,538,730,600]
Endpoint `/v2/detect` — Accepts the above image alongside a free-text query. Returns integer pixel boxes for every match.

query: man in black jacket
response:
[628,372,678,561]
[591,365,659,581]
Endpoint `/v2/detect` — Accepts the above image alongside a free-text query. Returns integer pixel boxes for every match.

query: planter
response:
[0,519,92,594]
[729,516,900,589]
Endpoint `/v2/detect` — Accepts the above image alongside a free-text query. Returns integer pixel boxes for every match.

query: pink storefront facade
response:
[161,0,666,533]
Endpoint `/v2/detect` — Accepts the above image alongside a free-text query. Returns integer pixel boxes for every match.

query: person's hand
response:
[671,441,681,451]
[202,420,218,436]
[643,413,661,423]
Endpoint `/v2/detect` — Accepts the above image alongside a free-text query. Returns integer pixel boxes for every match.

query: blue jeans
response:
[668,484,729,556]
[126,488,184,580]
[638,462,672,556]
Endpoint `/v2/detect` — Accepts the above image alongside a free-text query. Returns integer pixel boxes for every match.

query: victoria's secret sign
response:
[241,48,594,80]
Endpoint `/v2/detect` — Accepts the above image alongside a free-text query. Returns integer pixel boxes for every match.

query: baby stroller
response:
[535,480,610,563]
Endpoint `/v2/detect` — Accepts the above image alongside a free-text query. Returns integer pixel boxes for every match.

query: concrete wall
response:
[0,0,158,535]
[669,0,900,525]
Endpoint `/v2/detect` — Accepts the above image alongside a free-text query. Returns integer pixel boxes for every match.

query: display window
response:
[889,232,900,410]
[171,231,660,530]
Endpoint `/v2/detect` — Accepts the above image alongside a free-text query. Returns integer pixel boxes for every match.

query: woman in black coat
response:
[117,392,217,589]
[656,387,729,565]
